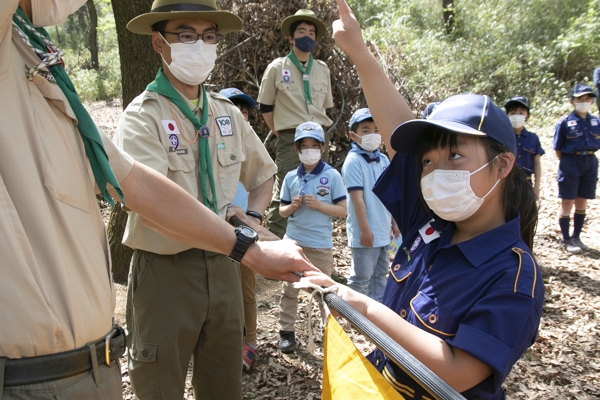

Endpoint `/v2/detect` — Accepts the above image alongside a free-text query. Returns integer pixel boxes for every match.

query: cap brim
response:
[350,114,373,129]
[391,119,487,154]
[127,11,243,35]
[504,100,530,111]
[281,15,327,41]
[295,133,324,142]
[227,93,255,108]
[573,91,596,98]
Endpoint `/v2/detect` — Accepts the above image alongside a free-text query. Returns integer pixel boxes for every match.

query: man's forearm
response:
[261,111,276,135]
[247,176,273,216]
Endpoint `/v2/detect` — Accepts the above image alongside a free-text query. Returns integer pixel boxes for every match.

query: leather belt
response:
[3,326,125,387]
[569,150,596,155]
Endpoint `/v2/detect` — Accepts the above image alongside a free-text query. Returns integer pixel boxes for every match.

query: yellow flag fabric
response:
[322,314,405,400]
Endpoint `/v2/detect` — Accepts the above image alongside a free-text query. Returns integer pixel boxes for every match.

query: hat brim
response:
[281,15,327,41]
[227,93,255,108]
[504,100,530,112]
[295,133,324,143]
[390,119,487,154]
[350,114,373,130]
[127,11,243,35]
[572,91,596,98]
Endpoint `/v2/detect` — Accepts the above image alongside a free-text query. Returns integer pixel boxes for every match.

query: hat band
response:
[151,4,217,13]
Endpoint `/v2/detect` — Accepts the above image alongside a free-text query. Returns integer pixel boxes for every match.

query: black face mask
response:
[294,36,316,53]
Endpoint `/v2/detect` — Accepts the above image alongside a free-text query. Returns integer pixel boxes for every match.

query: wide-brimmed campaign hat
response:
[127,0,243,35]
[281,9,327,41]
[391,93,516,154]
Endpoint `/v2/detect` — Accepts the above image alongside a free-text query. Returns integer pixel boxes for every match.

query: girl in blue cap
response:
[302,1,544,399]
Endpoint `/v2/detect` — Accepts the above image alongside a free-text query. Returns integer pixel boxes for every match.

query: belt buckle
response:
[104,327,117,367]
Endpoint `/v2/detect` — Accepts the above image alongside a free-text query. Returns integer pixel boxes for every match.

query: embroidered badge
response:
[418,219,440,244]
[169,147,188,155]
[320,177,329,185]
[216,116,233,136]
[283,69,291,83]
[410,236,422,253]
[199,125,210,138]
[162,120,180,135]
[317,189,329,197]
[169,134,179,150]
[567,120,578,127]
[592,119,599,126]
[217,142,226,150]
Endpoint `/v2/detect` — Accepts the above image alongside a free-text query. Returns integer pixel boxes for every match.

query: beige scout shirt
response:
[0,1,135,359]
[257,56,333,131]
[116,89,277,255]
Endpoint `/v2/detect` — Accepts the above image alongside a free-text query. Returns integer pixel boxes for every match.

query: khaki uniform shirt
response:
[116,89,276,255]
[257,56,333,131]
[0,1,134,359]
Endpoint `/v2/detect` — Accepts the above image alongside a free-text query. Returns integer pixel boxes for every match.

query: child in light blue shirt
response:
[277,122,347,353]
[342,108,399,302]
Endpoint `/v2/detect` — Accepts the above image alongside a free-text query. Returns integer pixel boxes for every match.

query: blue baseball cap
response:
[570,83,596,98]
[504,96,530,112]
[422,102,441,119]
[219,88,255,108]
[391,93,516,154]
[295,122,325,143]
[349,108,373,130]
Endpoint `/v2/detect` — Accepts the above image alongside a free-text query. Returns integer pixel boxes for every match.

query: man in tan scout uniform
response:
[258,9,334,238]
[118,1,280,398]
[0,0,317,398]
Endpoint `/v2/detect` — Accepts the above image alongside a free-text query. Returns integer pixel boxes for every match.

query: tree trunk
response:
[442,0,455,34]
[107,0,161,281]
[86,0,99,70]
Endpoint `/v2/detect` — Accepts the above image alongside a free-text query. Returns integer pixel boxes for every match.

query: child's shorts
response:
[557,154,598,199]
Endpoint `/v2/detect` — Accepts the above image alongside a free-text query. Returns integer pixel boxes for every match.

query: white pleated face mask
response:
[299,148,322,165]
[420,156,500,221]
[574,101,592,114]
[357,133,382,152]
[508,115,526,129]
[31,0,87,27]
[161,34,217,86]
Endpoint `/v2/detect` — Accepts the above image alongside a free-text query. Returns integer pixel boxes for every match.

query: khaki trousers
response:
[279,246,333,331]
[126,248,244,400]
[240,263,257,343]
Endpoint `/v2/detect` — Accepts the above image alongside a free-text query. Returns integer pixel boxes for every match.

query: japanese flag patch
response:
[567,120,577,127]
[418,219,440,244]
[162,120,180,135]
[282,69,291,83]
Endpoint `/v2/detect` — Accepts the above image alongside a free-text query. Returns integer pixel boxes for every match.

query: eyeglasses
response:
[163,31,223,44]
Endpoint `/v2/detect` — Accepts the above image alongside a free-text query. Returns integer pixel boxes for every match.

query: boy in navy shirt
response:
[342,108,399,302]
[504,96,545,197]
[277,122,347,353]
[554,84,600,252]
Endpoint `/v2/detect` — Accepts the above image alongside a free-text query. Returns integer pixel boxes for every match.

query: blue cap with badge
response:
[219,88,255,108]
[570,83,596,98]
[422,102,441,119]
[504,96,530,112]
[391,93,516,154]
[349,108,373,131]
[295,122,325,143]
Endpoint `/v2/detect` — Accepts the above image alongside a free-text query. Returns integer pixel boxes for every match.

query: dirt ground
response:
[86,101,600,399]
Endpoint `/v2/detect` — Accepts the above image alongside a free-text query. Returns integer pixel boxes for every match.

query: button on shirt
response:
[116,90,276,255]
[553,111,600,154]
[515,128,545,176]
[1,9,134,358]
[257,57,333,131]
[370,153,544,400]
[342,143,392,248]
[280,161,346,248]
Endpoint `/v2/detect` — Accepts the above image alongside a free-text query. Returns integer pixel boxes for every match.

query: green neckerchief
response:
[146,68,218,214]
[287,51,313,105]
[13,7,124,205]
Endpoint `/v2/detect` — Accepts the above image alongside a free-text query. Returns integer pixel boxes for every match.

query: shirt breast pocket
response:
[276,80,300,94]
[167,150,195,173]
[311,83,327,108]
[216,146,246,204]
[410,291,459,339]
[522,146,537,154]
[566,129,582,139]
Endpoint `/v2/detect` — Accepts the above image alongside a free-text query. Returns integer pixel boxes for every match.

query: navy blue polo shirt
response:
[515,128,545,176]
[370,153,544,400]
[553,111,600,154]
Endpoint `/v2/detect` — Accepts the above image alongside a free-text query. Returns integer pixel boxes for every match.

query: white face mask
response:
[575,101,592,114]
[161,34,217,86]
[299,148,322,165]
[420,157,500,222]
[508,115,526,129]
[31,0,87,27]
[357,133,382,152]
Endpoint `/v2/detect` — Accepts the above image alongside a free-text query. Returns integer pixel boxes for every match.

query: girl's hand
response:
[333,0,366,57]
[303,194,321,210]
[291,195,303,210]
[301,271,369,316]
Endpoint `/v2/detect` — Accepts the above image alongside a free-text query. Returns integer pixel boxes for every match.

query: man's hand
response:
[243,240,319,282]
[226,205,279,241]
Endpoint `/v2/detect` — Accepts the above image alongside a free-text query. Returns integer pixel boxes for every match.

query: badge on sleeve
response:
[592,119,599,126]
[216,116,233,136]
[282,69,291,83]
[162,120,180,135]
[418,219,440,244]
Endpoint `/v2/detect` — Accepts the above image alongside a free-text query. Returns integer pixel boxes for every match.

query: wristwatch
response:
[228,224,259,263]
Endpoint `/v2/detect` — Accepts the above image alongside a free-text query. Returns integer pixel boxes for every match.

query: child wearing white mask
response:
[504,96,545,198]
[342,108,400,303]
[277,122,347,354]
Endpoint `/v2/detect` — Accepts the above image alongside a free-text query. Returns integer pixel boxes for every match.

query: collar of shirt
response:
[517,128,532,138]
[350,142,381,162]
[297,159,325,177]
[569,110,592,122]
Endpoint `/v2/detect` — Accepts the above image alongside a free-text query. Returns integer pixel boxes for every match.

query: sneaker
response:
[242,343,256,372]
[278,331,295,354]
[571,237,590,251]
[562,239,581,253]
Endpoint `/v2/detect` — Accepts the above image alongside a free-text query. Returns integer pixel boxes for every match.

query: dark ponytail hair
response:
[417,128,538,249]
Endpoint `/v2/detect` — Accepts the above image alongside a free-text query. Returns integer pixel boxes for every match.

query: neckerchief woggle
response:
[12,7,124,205]
[287,51,313,105]
[146,68,218,213]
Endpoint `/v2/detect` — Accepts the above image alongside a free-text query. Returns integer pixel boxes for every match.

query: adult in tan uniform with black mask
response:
[258,9,334,239]
[0,1,317,398]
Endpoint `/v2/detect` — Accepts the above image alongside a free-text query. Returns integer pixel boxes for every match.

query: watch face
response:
[239,225,257,239]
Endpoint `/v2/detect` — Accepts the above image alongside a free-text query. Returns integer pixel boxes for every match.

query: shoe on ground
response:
[278,331,295,354]
[242,342,256,372]
[562,239,581,253]
[571,237,589,251]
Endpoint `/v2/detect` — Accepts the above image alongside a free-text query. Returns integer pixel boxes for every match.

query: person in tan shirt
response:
[0,1,317,398]
[258,9,334,239]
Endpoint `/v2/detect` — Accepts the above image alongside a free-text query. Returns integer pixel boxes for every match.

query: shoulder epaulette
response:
[511,247,539,298]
